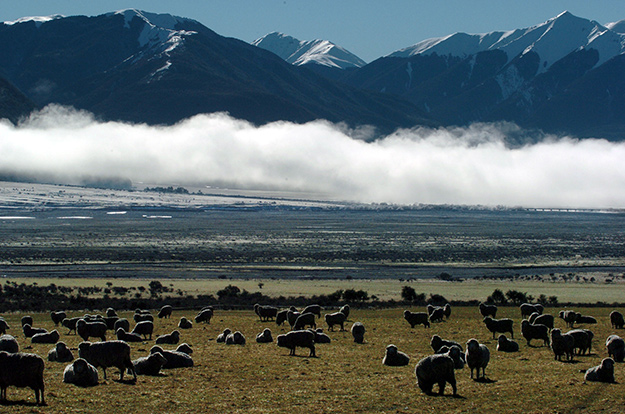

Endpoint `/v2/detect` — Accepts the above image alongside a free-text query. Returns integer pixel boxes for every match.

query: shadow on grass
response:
[114,378,138,385]
[473,377,497,384]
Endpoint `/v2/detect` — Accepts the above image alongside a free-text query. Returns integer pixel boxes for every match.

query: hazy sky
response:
[2,1,625,62]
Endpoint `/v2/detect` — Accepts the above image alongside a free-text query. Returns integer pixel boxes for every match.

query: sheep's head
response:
[386,344,398,355]
[601,358,615,371]
[150,346,164,355]
[466,339,479,352]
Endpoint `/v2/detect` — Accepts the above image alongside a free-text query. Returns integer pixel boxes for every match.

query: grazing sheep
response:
[415,354,457,396]
[324,312,346,331]
[276,310,289,326]
[429,308,445,323]
[155,330,180,345]
[286,310,301,328]
[403,310,430,329]
[116,328,143,343]
[483,317,514,339]
[150,346,193,369]
[63,358,99,387]
[0,318,9,335]
[496,334,519,353]
[584,358,615,383]
[225,331,246,345]
[436,345,465,369]
[132,352,168,376]
[575,313,598,325]
[32,329,60,344]
[443,303,452,319]
[50,311,67,326]
[0,335,19,353]
[175,343,193,355]
[426,304,440,316]
[254,304,278,321]
[194,308,213,324]
[559,310,577,328]
[113,318,130,332]
[550,329,575,361]
[351,322,365,343]
[20,315,33,327]
[294,312,317,331]
[48,341,74,362]
[382,344,410,367]
[131,320,154,340]
[133,310,153,323]
[479,302,497,318]
[606,335,625,362]
[302,304,322,318]
[23,324,47,338]
[430,335,462,353]
[310,329,331,344]
[530,313,555,330]
[178,317,193,330]
[521,320,550,346]
[216,329,231,343]
[256,328,273,343]
[566,329,594,355]
[106,308,118,318]
[77,319,107,342]
[520,303,544,318]
[610,311,624,329]
[78,341,136,381]
[277,330,316,357]
[339,305,350,320]
[466,339,490,380]
[62,317,82,335]
[0,351,45,405]
[158,305,173,319]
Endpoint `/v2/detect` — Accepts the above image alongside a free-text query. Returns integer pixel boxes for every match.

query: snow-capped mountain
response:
[252,32,366,69]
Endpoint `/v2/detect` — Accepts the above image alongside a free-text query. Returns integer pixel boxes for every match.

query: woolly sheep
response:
[175,343,193,355]
[155,330,181,345]
[62,317,81,335]
[225,331,246,345]
[276,310,289,326]
[575,313,597,325]
[77,319,107,342]
[194,308,213,324]
[106,308,118,317]
[426,304,440,316]
[254,304,278,321]
[415,354,457,396]
[286,310,301,328]
[150,346,193,368]
[530,313,554,330]
[113,318,130,332]
[116,328,143,343]
[443,303,452,319]
[466,338,490,380]
[339,305,350,319]
[158,305,173,319]
[310,329,331,344]
[351,322,365,343]
[294,312,317,330]
[0,335,19,353]
[496,334,519,353]
[132,352,168,376]
[436,345,465,370]
[559,310,577,328]
[430,335,462,353]
[102,317,119,330]
[32,329,60,344]
[277,330,316,357]
[550,329,575,361]
[382,344,410,367]
[133,310,153,323]
[23,324,47,338]
[48,341,74,362]
[483,317,514,339]
[324,312,346,331]
[50,311,66,326]
[0,318,9,335]
[429,308,445,323]
[521,320,549,346]
[566,329,593,355]
[610,311,624,329]
[403,310,430,329]
[20,315,33,327]
[216,329,231,343]
[0,351,45,405]
[178,317,193,329]
[256,328,273,343]
[63,358,99,387]
[78,340,136,381]
[520,303,543,318]
[302,304,322,318]
[606,335,624,362]
[131,320,154,340]
[479,302,497,318]
[584,358,615,383]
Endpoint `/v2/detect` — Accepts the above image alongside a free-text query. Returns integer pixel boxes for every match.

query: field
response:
[1,306,624,413]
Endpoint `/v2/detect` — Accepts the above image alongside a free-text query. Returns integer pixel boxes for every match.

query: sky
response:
[2,0,625,62]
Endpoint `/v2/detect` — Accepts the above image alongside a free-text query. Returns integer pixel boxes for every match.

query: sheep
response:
[339,305,350,319]
[0,335,19,353]
[479,302,497,318]
[20,315,33,327]
[32,329,60,344]
[256,328,273,343]
[426,304,440,316]
[276,310,289,326]
[550,329,575,361]
[559,310,577,328]
[50,311,67,326]
[436,345,465,370]
[286,310,301,328]
[194,308,213,324]
[216,329,231,343]
[113,318,130,332]
[496,334,519,353]
[324,312,346,331]
[133,310,153,323]
[48,341,74,362]
[131,320,154,340]
[63,358,99,387]
[0,318,9,335]
[276,330,316,357]
[155,330,181,345]
[584,358,615,383]
[610,311,624,329]
[175,343,193,355]
[62,317,82,334]
[520,303,543,318]
[254,304,278,321]
[521,320,550,346]
[294,312,317,331]
[0,351,45,405]
[382,344,410,367]
[351,322,365,343]
[429,308,445,323]
[575,313,597,325]
[77,319,107,342]
[310,329,331,344]
[530,313,554,330]
[606,335,625,362]
[99,317,117,331]
[483,316,514,339]
[443,303,452,319]
[150,346,193,368]
[23,324,48,338]
[466,338,490,380]
[116,328,143,343]
[132,352,168,376]
[415,354,457,396]
[178,317,193,329]
[106,308,118,317]
[403,310,430,328]
[158,305,173,319]
[302,304,322,318]
[225,331,246,345]
[430,335,462,353]
[78,340,136,381]
[566,329,594,355]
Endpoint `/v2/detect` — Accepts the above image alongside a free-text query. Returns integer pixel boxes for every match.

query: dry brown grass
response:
[1,306,624,413]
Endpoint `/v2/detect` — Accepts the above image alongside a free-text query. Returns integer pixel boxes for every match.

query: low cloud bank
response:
[1,105,624,208]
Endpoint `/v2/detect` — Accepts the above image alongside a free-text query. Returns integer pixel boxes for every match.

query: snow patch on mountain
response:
[3,14,64,28]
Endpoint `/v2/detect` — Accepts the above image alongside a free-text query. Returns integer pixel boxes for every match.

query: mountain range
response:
[1,10,625,140]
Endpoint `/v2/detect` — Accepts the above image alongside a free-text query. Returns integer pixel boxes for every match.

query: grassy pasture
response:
[1,306,624,413]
